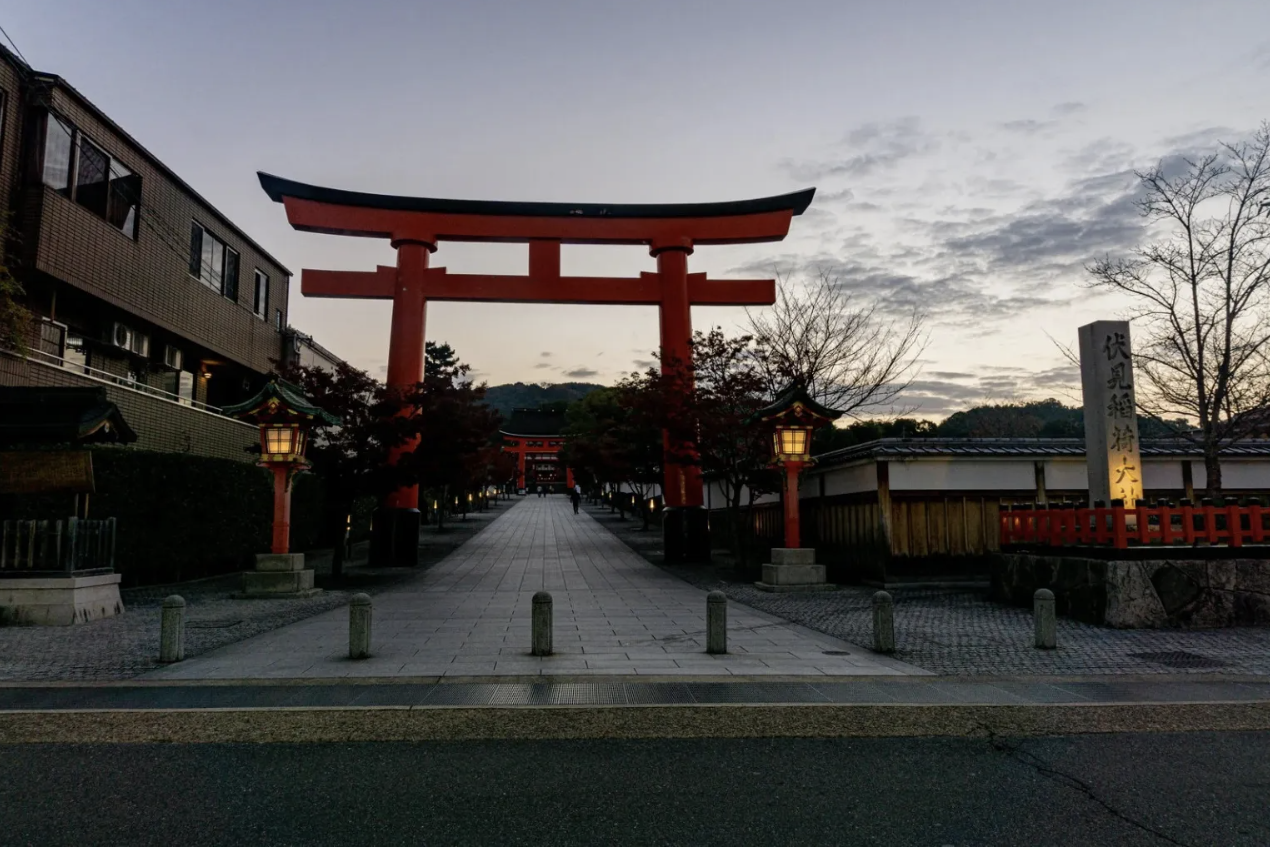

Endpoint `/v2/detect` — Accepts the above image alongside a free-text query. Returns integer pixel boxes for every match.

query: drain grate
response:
[821,650,852,656]
[1129,651,1224,669]
[186,619,243,629]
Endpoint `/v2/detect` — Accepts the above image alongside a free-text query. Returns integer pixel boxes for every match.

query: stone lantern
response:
[750,383,841,592]
[223,376,339,597]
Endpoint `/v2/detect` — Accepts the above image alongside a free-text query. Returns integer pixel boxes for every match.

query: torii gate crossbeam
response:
[259,172,814,566]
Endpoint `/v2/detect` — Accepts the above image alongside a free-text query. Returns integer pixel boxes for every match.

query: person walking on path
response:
[537,485,544,498]
[570,487,581,514]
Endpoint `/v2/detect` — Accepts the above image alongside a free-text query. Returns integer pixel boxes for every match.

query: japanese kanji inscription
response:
[1079,320,1143,508]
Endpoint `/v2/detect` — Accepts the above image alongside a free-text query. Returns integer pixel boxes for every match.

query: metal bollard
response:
[349,593,372,660]
[532,591,553,656]
[159,595,186,663]
[706,591,728,654]
[1034,588,1056,649]
[872,591,895,654]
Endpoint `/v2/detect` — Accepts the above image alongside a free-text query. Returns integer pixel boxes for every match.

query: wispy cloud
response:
[564,367,599,379]
[780,116,939,181]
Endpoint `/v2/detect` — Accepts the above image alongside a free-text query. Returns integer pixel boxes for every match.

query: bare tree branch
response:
[1085,121,1270,496]
[745,268,928,419]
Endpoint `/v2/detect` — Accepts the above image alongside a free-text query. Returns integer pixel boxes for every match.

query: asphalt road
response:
[3,732,1268,845]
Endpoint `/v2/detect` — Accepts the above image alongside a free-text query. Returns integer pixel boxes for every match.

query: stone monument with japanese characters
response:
[1078,320,1143,508]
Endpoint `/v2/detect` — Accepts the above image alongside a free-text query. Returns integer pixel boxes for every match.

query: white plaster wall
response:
[888,459,1035,491]
[820,463,878,497]
[1142,460,1184,491]
[1214,460,1270,490]
[1044,459,1088,491]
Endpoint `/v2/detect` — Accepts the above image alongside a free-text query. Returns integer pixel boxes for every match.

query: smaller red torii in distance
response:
[259,173,814,565]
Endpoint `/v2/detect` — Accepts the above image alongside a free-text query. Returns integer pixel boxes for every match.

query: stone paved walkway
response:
[143,498,922,679]
[0,503,510,682]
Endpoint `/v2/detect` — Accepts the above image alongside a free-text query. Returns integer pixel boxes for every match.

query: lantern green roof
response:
[749,383,843,425]
[221,377,341,426]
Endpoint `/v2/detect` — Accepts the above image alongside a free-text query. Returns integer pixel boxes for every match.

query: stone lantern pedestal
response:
[755,548,835,593]
[238,553,318,599]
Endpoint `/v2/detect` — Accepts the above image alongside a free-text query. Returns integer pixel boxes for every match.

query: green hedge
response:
[0,448,372,587]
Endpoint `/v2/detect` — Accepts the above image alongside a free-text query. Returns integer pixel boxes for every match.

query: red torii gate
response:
[258,173,814,565]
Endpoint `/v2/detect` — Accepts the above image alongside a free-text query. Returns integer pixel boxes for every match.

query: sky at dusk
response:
[6,0,1270,417]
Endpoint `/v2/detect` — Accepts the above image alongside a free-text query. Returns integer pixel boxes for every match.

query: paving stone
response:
[134,498,910,681]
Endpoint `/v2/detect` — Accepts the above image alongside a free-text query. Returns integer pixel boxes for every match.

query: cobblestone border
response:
[582,503,1270,676]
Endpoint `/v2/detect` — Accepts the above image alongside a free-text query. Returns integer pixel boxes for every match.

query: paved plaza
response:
[143,498,921,679]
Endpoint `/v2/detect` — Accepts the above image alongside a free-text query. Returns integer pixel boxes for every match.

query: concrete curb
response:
[2,702,1269,744]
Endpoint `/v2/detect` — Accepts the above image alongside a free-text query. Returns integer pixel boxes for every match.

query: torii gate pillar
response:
[655,244,709,562]
[258,172,813,567]
[371,238,434,567]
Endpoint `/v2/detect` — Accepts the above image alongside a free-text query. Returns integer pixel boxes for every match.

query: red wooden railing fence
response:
[999,501,1270,549]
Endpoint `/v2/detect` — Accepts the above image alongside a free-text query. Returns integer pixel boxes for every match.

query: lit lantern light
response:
[222,376,339,555]
[749,383,843,551]
[649,499,656,512]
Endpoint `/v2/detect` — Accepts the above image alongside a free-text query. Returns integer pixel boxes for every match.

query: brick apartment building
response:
[0,45,342,461]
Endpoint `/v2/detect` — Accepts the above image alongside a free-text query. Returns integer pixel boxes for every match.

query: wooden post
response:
[876,460,893,554]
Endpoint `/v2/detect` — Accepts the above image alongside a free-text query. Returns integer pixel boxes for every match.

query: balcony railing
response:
[10,345,224,415]
[1000,500,1270,549]
[0,517,117,573]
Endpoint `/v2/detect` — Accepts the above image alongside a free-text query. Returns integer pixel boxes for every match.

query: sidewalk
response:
[0,500,513,682]
[140,497,920,680]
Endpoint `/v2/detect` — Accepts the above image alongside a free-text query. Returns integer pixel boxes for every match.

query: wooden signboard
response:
[0,450,96,495]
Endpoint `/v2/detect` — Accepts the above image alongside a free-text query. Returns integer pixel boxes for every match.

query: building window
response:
[189,221,240,301]
[39,112,139,238]
[64,332,89,372]
[254,269,269,318]
[275,308,283,331]
[42,113,74,196]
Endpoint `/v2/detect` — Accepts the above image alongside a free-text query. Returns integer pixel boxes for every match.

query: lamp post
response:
[223,377,339,598]
[750,383,842,591]
[259,419,308,554]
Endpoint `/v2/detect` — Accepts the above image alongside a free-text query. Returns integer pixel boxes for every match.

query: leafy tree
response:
[561,385,662,527]
[1086,122,1270,496]
[278,360,396,578]
[0,220,33,355]
[391,344,503,529]
[647,329,776,565]
[282,342,503,571]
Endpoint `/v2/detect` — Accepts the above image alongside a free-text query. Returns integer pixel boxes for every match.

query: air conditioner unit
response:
[162,345,183,371]
[109,322,134,351]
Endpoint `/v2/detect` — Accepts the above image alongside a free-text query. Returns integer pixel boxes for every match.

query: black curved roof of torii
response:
[259,172,816,220]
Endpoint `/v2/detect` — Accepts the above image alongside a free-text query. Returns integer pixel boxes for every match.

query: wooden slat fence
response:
[0,518,116,572]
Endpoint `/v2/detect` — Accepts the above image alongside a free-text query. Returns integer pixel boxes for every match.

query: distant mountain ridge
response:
[481,382,606,419]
